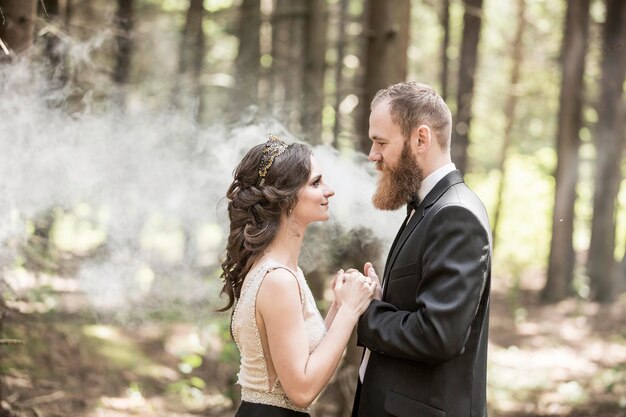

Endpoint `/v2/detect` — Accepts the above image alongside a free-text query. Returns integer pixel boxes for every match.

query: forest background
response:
[0,0,625,416]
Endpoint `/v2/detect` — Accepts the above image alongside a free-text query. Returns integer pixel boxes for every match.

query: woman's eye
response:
[312,179,320,187]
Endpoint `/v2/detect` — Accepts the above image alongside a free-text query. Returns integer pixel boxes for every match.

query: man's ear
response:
[413,125,432,153]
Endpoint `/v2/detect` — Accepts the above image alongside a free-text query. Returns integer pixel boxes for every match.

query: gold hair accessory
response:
[257,134,288,186]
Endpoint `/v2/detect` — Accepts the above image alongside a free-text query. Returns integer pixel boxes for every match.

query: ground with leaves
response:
[1,273,625,417]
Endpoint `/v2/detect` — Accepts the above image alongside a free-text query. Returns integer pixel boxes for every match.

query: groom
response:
[352,82,492,417]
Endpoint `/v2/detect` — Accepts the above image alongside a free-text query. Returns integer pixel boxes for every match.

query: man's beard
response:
[372,141,423,211]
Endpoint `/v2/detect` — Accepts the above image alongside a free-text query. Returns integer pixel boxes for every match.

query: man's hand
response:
[364,262,382,300]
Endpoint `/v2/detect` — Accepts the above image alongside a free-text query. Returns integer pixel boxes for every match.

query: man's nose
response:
[368,147,381,162]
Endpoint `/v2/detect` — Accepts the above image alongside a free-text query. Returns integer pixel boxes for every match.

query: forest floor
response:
[1,270,625,417]
[486,271,626,417]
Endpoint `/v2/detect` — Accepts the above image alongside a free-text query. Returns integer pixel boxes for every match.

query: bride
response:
[218,135,378,417]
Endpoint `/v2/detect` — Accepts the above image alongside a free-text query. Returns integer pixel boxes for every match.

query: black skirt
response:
[235,401,310,417]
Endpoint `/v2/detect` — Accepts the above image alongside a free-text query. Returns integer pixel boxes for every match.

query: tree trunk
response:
[621,100,626,295]
[332,0,349,148]
[300,0,327,145]
[0,0,37,56]
[173,0,206,121]
[620,222,626,293]
[38,0,59,20]
[112,0,134,110]
[284,0,305,135]
[270,0,306,134]
[492,0,526,249]
[439,0,451,101]
[39,0,68,89]
[234,0,261,110]
[65,0,72,27]
[0,292,6,406]
[451,0,484,173]
[543,0,590,303]
[270,0,289,111]
[39,0,61,66]
[586,0,626,303]
[357,0,411,154]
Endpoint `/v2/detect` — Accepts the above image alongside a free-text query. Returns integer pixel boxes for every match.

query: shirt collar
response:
[418,162,456,203]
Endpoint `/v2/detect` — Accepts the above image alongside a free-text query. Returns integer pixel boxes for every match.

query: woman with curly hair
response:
[219,135,377,417]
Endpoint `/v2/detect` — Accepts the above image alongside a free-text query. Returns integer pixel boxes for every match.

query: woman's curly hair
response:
[217,141,312,311]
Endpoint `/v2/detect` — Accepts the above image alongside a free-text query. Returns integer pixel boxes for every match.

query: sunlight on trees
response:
[1,0,625,416]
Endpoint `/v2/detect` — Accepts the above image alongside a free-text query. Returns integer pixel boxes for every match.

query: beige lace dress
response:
[231,260,327,413]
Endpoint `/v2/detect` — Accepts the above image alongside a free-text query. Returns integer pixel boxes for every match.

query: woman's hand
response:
[324,270,343,328]
[333,269,375,315]
[330,269,343,291]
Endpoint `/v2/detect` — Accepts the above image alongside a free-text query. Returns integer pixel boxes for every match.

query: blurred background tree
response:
[0,0,625,416]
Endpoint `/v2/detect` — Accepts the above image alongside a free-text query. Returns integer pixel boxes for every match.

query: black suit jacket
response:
[352,170,492,417]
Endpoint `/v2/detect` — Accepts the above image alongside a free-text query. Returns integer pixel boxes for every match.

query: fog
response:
[0,58,403,316]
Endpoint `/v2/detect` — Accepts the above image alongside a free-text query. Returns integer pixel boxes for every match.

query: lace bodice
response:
[231,261,327,412]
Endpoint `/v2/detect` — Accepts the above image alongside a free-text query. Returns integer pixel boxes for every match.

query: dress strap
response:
[239,262,305,306]
[266,265,305,306]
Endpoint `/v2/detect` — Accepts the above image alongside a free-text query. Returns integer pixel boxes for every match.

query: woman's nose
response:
[325,187,335,198]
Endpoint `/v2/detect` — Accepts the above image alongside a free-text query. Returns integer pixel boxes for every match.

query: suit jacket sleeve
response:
[357,204,490,365]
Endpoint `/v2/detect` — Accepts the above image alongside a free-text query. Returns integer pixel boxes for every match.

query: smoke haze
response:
[0,58,404,316]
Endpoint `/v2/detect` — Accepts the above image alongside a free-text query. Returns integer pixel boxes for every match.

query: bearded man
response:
[351,82,492,417]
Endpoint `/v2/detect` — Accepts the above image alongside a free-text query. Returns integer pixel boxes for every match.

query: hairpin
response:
[257,134,288,186]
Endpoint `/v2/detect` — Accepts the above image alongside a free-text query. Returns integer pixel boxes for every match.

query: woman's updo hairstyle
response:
[218,137,312,311]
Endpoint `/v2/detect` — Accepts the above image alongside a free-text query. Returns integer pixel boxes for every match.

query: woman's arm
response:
[257,269,371,408]
[324,300,339,329]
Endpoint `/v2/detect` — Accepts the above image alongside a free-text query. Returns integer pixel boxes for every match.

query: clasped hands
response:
[331,262,382,316]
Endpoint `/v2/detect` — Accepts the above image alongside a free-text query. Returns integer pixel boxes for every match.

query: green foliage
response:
[593,364,626,394]
[215,315,239,365]
[467,152,555,278]
[408,1,447,90]
[178,353,203,373]
[347,0,364,16]
[159,0,190,12]
[5,1,626,415]
[52,204,108,254]
[82,325,155,372]
[169,351,208,407]
[204,0,234,13]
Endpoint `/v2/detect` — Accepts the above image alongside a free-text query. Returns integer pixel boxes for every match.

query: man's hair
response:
[371,81,452,149]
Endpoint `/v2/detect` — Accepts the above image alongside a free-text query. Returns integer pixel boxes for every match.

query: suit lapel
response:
[382,170,465,296]
[382,213,411,279]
